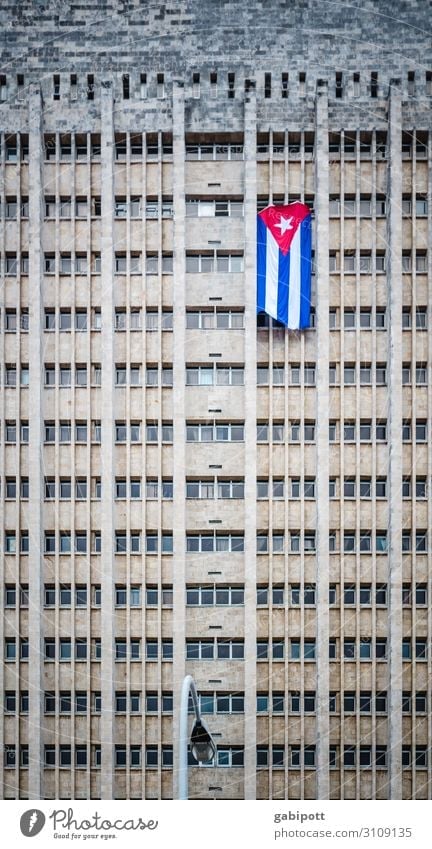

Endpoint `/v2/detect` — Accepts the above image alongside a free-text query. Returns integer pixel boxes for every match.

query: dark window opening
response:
[193,72,200,97]
[299,72,306,95]
[408,71,415,96]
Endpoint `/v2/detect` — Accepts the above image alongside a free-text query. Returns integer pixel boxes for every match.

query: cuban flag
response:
[257,202,312,329]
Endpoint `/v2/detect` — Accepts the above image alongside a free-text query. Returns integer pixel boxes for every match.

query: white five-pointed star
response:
[274,215,294,235]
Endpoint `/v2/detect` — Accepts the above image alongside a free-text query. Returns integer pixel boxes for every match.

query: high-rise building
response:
[0,0,431,801]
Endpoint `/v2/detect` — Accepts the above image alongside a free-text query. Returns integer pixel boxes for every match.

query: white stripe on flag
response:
[287,225,301,329]
[265,229,280,320]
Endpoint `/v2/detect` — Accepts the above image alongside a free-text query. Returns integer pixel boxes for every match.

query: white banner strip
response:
[1,799,430,848]
[287,224,301,329]
[264,228,280,320]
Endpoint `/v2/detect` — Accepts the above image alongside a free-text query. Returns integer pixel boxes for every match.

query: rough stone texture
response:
[1,0,431,76]
[0,0,431,128]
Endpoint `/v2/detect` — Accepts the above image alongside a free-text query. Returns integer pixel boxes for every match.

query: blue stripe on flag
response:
[277,247,290,325]
[256,217,268,314]
[299,215,312,328]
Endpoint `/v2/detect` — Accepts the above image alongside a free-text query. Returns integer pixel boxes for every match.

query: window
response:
[186,640,244,660]
[75,311,88,331]
[5,310,17,332]
[402,253,412,273]
[359,364,372,384]
[257,364,285,385]
[342,363,355,384]
[290,585,316,606]
[186,309,244,329]
[256,586,284,606]
[414,531,427,552]
[114,745,142,768]
[59,365,71,386]
[256,422,284,442]
[116,639,141,661]
[289,531,315,553]
[146,586,172,607]
[402,746,428,768]
[75,197,87,217]
[415,363,428,384]
[257,533,285,553]
[343,309,356,330]
[407,692,427,713]
[186,533,244,553]
[186,199,244,218]
[185,252,244,273]
[17,639,29,662]
[115,532,142,554]
[5,586,17,607]
[289,421,316,442]
[5,639,16,661]
[359,531,372,552]
[375,308,386,328]
[414,477,426,499]
[75,365,87,387]
[186,586,244,606]
[5,365,17,387]
[416,307,427,329]
[289,639,315,660]
[186,366,213,386]
[257,478,285,499]
[416,253,427,273]
[185,422,244,444]
[216,693,244,713]
[186,480,214,500]
[289,745,315,769]
[4,532,16,554]
[186,365,244,386]
[415,420,427,442]
[5,254,19,275]
[215,479,243,499]
[290,692,316,713]
[402,477,413,499]
[115,421,142,443]
[145,532,173,554]
[115,310,127,331]
[257,640,284,661]
[402,419,413,442]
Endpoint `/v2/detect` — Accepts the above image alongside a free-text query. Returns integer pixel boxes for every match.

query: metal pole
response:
[179,674,200,800]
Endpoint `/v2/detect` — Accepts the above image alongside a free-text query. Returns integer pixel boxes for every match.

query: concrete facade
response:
[0,0,431,800]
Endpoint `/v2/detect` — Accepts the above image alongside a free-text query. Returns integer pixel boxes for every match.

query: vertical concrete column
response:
[427,129,432,802]
[172,81,187,800]
[100,79,115,799]
[314,80,330,800]
[243,83,257,800]
[0,131,5,800]
[387,80,403,800]
[28,84,44,800]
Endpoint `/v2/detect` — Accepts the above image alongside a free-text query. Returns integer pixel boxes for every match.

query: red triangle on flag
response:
[258,202,311,254]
